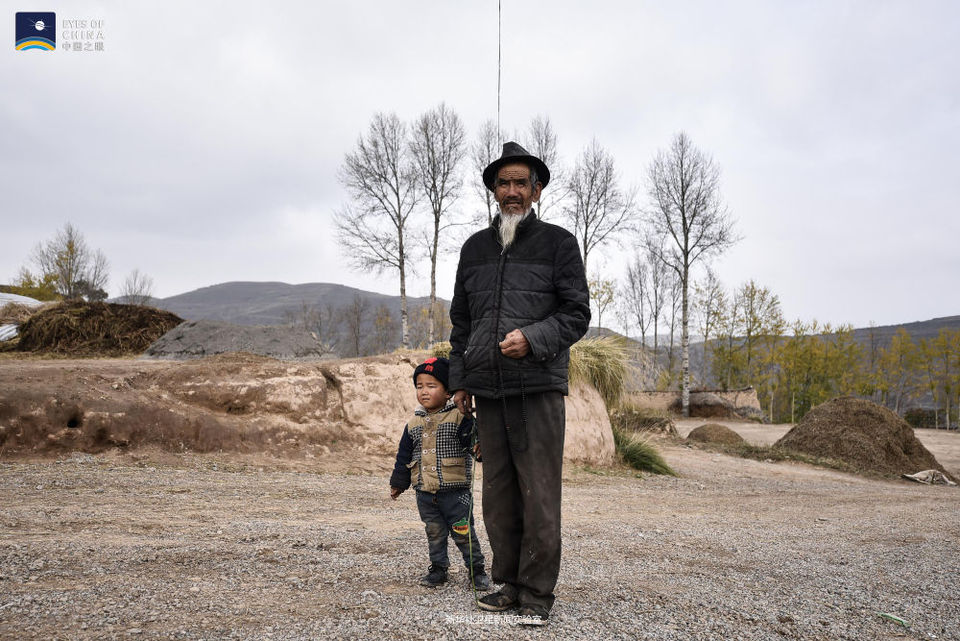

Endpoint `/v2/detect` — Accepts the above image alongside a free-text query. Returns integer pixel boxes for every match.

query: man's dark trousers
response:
[476,391,565,612]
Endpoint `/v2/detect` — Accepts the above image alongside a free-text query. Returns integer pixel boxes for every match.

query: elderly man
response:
[448,142,590,625]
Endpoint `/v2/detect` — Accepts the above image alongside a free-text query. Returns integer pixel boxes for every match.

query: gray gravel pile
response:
[144,320,334,361]
[1,449,957,640]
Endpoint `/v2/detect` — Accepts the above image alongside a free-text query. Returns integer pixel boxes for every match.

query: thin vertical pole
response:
[497,0,502,144]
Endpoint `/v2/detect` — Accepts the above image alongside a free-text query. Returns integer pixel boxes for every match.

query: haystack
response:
[687,423,746,446]
[16,301,183,356]
[775,397,952,479]
[0,302,44,324]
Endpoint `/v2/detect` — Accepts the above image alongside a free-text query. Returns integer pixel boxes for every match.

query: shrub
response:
[612,426,676,475]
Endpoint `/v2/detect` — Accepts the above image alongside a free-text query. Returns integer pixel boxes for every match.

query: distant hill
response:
[850,315,960,345]
[617,315,960,389]
[153,281,441,327]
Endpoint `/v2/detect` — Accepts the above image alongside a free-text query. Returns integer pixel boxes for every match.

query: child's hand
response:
[390,487,403,500]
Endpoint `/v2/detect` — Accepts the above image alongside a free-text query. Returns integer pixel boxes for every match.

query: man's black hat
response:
[482,141,551,192]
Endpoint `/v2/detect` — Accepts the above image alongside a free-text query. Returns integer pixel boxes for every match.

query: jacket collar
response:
[415,398,457,417]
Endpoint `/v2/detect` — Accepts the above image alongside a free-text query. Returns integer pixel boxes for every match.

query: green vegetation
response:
[688,277,960,426]
[612,426,675,476]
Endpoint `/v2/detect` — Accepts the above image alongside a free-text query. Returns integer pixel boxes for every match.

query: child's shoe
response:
[419,564,448,587]
[470,566,491,591]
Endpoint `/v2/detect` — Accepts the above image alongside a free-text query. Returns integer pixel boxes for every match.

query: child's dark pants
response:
[416,488,485,570]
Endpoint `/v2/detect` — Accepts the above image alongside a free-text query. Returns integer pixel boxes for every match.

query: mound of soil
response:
[775,397,951,479]
[16,302,182,356]
[0,354,616,464]
[687,423,746,446]
[145,320,332,361]
[610,405,678,436]
[670,392,737,418]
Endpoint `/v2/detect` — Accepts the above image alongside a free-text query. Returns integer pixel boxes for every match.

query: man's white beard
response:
[499,211,526,251]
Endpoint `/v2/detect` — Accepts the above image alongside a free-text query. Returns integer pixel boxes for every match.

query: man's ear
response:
[532,183,543,202]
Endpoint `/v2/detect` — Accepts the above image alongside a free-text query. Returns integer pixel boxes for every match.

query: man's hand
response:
[454,389,473,416]
[390,487,403,500]
[499,329,530,359]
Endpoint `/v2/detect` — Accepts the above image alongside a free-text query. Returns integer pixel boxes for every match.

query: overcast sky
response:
[3,1,958,330]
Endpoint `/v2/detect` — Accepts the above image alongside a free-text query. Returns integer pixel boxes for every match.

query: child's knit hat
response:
[413,357,450,390]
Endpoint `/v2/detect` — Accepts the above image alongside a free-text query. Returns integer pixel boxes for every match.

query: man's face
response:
[494,162,542,216]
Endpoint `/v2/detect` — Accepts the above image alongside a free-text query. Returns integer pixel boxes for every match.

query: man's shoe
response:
[476,590,518,612]
[419,564,448,587]
[517,604,549,626]
[470,568,491,591]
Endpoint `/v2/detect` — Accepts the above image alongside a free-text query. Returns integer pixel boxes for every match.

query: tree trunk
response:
[681,264,690,418]
[429,224,439,344]
[398,233,409,348]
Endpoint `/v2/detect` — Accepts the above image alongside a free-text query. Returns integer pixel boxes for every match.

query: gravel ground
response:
[1,443,958,641]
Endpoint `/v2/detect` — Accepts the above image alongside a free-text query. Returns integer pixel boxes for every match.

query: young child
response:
[390,357,490,590]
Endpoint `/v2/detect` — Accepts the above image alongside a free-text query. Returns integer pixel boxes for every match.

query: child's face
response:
[416,373,450,412]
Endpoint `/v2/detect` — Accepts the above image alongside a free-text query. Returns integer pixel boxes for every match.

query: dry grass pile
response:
[775,397,952,479]
[0,302,49,324]
[687,423,746,446]
[16,301,183,356]
[568,336,629,408]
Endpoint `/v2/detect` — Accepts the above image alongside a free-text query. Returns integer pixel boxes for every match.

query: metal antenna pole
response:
[497,0,502,145]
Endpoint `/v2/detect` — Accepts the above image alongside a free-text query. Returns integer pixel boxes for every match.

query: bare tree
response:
[339,294,371,357]
[119,268,154,305]
[410,103,466,343]
[646,132,738,416]
[284,301,341,353]
[334,113,418,347]
[369,304,400,354]
[522,115,567,221]
[643,239,670,354]
[620,256,651,345]
[31,222,110,300]
[470,119,500,226]
[666,269,682,381]
[693,266,725,384]
[563,139,637,277]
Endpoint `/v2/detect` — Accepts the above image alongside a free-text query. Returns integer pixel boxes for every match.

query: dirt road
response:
[2,436,958,640]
